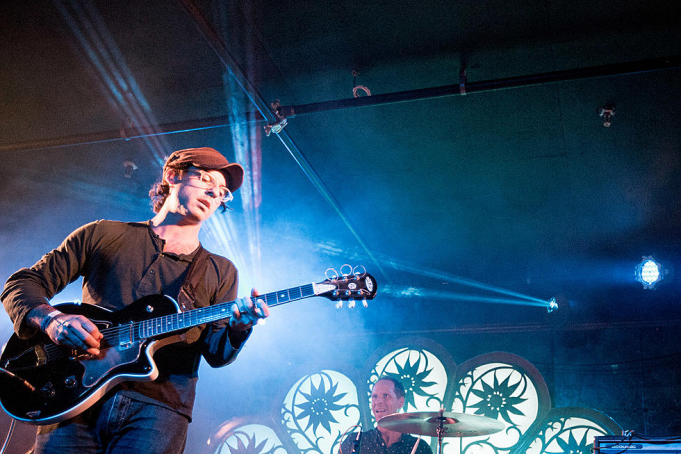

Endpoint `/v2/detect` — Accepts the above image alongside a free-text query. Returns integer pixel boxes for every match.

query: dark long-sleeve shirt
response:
[1,219,249,420]
[340,428,433,454]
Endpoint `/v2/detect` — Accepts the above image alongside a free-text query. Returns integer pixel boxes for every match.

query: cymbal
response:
[377,411,504,437]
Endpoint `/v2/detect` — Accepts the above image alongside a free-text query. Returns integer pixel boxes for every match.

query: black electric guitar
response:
[0,271,377,425]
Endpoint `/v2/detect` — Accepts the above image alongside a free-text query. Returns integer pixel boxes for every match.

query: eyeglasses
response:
[185,169,233,203]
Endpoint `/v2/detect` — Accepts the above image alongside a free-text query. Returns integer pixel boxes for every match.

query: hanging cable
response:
[0,418,16,454]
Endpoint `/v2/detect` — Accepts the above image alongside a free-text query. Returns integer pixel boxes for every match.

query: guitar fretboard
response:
[132,284,316,340]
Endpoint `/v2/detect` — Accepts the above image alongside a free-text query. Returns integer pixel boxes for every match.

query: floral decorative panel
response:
[516,408,621,454]
[211,424,288,454]
[281,370,361,454]
[446,352,551,454]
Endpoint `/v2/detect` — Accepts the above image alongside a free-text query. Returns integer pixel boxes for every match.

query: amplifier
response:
[595,436,681,454]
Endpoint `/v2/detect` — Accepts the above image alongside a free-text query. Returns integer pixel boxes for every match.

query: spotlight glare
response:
[547,297,558,313]
[635,256,664,289]
[640,260,660,284]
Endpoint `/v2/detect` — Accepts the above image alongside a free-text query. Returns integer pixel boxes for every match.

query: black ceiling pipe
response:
[2,55,679,154]
[276,55,681,118]
[0,115,266,154]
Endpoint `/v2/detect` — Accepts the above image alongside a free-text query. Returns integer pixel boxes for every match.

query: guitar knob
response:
[348,299,356,309]
[336,301,343,309]
[40,383,56,398]
[361,299,368,308]
[64,376,78,389]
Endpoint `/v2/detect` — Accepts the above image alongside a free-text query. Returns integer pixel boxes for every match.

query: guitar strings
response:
[38,283,323,357]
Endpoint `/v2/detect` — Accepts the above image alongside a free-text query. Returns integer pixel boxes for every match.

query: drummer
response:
[341,377,433,454]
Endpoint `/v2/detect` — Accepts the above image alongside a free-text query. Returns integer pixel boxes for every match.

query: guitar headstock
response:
[313,265,378,308]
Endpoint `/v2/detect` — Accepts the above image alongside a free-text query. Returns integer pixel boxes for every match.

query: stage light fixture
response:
[547,297,558,313]
[635,256,665,289]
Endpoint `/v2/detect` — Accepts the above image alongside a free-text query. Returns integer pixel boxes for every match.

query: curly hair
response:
[148,165,228,213]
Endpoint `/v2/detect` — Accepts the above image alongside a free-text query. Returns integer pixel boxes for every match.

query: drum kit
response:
[377,409,505,454]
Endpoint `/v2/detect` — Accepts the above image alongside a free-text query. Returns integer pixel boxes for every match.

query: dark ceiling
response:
[1,0,681,333]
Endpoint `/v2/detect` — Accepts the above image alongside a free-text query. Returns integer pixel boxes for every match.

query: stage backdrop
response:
[203,338,622,454]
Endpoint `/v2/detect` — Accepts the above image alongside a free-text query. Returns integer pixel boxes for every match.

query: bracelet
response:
[40,310,62,332]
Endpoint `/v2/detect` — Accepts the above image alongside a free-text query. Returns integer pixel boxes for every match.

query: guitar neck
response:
[135,283,317,339]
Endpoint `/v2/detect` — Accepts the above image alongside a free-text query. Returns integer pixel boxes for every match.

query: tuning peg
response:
[325,268,338,280]
[336,301,343,309]
[340,264,352,277]
[361,299,368,308]
[348,299,356,309]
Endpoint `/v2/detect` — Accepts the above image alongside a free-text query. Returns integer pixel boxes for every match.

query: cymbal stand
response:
[434,408,446,454]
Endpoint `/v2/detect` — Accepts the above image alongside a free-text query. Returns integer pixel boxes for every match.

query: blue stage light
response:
[635,256,664,289]
[547,297,559,313]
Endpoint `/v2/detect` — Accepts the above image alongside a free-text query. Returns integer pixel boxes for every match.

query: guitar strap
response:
[177,245,210,312]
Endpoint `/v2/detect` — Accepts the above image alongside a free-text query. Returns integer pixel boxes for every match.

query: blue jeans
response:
[34,392,189,454]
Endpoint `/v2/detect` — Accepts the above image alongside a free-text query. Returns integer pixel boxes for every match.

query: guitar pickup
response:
[118,322,135,349]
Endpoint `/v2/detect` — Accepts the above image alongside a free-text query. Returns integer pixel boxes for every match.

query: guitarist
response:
[1,147,269,454]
